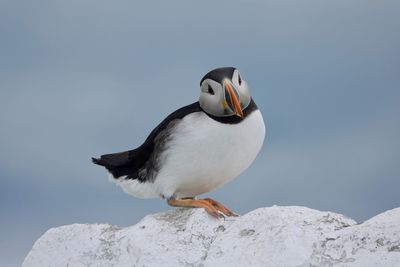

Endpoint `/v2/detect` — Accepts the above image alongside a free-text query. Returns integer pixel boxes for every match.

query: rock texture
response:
[23,206,400,267]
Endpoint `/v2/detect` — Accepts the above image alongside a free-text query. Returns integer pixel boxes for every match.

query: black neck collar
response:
[203,98,258,124]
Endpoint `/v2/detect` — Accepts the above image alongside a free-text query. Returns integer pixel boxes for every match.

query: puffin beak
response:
[224,79,243,118]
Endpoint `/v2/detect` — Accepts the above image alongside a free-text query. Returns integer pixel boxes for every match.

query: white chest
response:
[154,110,265,198]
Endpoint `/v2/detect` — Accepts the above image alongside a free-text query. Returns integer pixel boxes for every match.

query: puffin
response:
[92,67,265,218]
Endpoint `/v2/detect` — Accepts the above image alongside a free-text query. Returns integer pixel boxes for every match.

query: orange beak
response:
[224,79,243,118]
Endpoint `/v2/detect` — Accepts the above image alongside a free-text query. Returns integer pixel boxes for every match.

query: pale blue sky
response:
[1,1,400,266]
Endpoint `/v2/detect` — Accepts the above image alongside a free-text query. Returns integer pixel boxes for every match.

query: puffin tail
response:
[92,157,105,166]
[92,156,121,179]
[91,150,136,179]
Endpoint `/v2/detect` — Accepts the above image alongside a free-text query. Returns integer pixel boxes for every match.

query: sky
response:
[1,1,400,266]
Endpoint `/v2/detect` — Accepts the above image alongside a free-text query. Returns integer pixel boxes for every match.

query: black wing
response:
[92,102,202,180]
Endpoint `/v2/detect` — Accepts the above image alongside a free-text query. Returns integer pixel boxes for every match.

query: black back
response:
[92,102,202,180]
[92,99,258,182]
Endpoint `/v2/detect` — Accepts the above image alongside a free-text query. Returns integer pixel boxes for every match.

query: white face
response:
[199,69,251,117]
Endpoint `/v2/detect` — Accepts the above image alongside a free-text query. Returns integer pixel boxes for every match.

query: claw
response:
[203,198,238,217]
[167,198,238,219]
[208,210,224,219]
[167,198,225,219]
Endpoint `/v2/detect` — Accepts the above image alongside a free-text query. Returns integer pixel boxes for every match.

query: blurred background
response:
[1,1,399,266]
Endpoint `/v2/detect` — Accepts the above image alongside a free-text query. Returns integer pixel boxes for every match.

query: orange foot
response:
[167,198,238,218]
[203,198,238,217]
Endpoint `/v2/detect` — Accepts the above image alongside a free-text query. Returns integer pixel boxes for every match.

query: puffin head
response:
[199,67,251,118]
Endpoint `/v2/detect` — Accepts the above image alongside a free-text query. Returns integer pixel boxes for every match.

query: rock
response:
[23,206,400,267]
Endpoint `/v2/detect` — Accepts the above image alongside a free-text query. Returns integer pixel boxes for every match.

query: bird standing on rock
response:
[92,67,265,218]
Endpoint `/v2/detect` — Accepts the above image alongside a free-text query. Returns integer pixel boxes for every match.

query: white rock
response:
[23,206,400,267]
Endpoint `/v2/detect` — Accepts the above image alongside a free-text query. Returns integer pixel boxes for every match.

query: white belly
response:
[152,110,265,198]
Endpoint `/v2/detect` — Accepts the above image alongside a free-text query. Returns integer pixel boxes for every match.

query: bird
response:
[92,67,265,218]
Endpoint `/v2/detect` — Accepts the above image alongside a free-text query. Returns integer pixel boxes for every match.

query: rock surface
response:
[23,206,400,267]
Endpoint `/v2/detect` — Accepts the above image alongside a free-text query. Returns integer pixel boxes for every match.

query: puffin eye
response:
[238,74,242,85]
[207,85,215,95]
